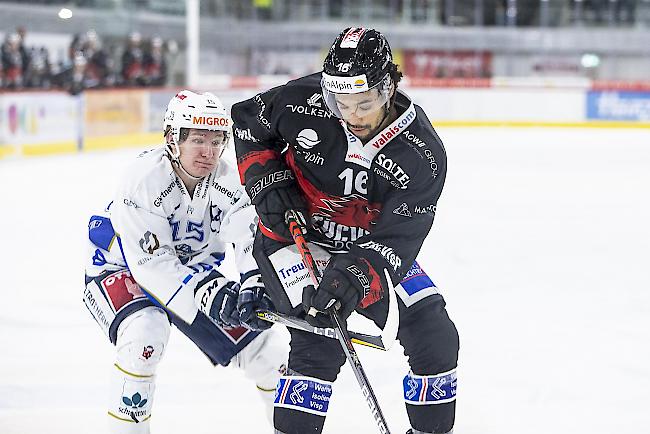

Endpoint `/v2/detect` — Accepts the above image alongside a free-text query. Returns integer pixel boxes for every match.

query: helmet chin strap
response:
[167,142,203,181]
[378,102,391,128]
[172,158,203,181]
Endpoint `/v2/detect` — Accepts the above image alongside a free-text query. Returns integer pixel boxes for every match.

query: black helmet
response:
[321,28,394,119]
[323,27,393,88]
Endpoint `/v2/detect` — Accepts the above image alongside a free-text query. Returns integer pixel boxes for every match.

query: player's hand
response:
[252,180,308,241]
[302,254,368,327]
[195,273,241,328]
[237,273,274,331]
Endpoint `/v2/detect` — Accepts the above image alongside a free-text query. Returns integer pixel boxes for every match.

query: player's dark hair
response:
[389,63,403,89]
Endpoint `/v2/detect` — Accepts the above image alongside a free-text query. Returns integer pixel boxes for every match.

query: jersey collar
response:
[343,95,417,169]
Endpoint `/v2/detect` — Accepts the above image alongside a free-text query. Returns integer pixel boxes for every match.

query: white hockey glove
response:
[237,272,275,331]
[195,272,241,328]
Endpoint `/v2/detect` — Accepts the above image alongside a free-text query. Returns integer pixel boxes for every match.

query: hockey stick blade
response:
[256,310,387,351]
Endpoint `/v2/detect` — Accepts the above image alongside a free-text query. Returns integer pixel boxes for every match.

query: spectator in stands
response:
[1,33,25,89]
[1,28,176,91]
[69,33,85,63]
[68,52,90,95]
[52,51,97,95]
[121,31,145,86]
[83,30,116,87]
[24,46,51,89]
[143,36,167,86]
[15,26,31,74]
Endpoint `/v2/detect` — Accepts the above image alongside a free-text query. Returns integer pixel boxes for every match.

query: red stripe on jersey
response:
[285,148,381,230]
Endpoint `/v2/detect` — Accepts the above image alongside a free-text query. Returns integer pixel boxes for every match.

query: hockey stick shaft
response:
[285,210,392,434]
[256,310,387,350]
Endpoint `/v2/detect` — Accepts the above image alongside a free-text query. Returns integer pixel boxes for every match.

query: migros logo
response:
[192,116,229,127]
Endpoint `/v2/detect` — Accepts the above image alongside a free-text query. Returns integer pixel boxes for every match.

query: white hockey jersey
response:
[86,147,259,325]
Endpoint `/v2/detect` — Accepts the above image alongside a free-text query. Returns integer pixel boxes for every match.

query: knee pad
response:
[274,371,333,434]
[399,297,459,375]
[115,306,170,375]
[108,307,170,433]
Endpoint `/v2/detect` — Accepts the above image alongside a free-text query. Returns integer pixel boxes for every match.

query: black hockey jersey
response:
[232,73,446,286]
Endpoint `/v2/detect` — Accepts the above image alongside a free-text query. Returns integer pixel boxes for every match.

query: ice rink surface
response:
[1,127,649,434]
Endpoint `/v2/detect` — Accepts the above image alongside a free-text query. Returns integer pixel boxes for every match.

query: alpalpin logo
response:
[296,129,320,149]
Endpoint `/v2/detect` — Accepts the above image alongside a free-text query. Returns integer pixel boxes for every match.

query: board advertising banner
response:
[587,91,650,121]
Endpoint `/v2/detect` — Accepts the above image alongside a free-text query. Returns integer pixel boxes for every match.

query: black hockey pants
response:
[254,233,459,434]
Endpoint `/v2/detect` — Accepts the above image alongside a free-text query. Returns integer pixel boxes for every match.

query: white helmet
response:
[163,90,231,179]
[163,90,231,146]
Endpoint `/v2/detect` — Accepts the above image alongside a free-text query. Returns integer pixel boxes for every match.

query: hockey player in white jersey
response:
[83,90,288,433]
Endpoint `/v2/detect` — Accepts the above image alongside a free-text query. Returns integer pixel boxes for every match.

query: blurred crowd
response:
[0,0,641,27]
[1,28,171,94]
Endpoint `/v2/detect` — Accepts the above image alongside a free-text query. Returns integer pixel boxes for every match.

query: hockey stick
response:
[285,210,392,434]
[256,309,387,350]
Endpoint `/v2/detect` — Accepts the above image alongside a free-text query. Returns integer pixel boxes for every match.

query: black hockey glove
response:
[195,273,241,328]
[248,170,308,241]
[302,254,370,328]
[237,272,275,331]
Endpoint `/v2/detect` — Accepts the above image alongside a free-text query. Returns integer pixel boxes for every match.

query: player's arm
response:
[231,87,307,241]
[350,157,446,287]
[111,189,239,327]
[304,147,447,325]
[218,184,274,330]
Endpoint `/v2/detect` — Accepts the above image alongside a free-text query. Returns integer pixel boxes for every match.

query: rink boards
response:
[1,78,649,159]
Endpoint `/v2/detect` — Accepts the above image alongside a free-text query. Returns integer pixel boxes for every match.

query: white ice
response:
[1,127,649,434]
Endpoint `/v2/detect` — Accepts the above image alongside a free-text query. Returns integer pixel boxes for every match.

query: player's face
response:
[335,89,388,141]
[178,129,227,177]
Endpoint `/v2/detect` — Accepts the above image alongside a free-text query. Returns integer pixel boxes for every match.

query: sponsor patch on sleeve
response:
[395,261,439,307]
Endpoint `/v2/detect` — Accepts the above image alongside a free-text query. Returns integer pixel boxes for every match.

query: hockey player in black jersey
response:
[232,27,459,434]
